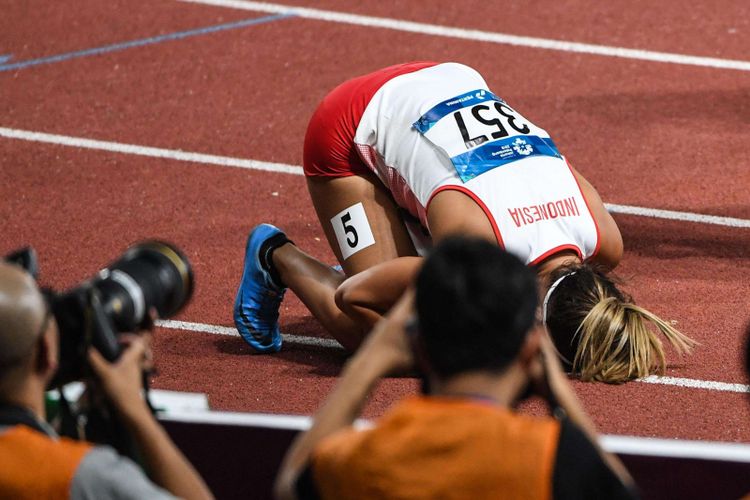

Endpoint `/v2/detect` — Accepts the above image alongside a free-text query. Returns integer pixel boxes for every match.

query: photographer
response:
[275,237,638,499]
[0,261,213,500]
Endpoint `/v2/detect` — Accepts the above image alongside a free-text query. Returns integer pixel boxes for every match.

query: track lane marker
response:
[156,318,750,394]
[2,125,749,230]
[0,126,302,175]
[156,319,343,349]
[0,14,294,72]
[638,375,750,393]
[179,0,750,72]
[605,204,750,229]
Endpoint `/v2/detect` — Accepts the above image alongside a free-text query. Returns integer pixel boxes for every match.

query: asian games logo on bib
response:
[512,138,533,156]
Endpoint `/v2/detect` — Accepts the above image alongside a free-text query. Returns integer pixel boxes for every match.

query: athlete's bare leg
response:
[272,243,362,350]
[307,172,417,275]
[272,172,417,350]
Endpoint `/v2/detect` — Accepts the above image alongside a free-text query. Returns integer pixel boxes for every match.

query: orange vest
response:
[313,396,560,500]
[0,425,92,499]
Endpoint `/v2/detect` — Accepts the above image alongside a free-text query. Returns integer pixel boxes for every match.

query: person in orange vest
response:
[0,261,213,500]
[275,236,638,500]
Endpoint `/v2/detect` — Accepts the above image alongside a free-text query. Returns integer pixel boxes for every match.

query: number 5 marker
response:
[331,202,376,260]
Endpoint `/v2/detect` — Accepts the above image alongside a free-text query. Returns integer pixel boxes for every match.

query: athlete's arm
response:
[569,166,623,269]
[335,257,422,330]
[427,189,499,244]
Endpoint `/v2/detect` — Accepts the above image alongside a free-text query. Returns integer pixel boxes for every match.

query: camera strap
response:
[0,403,51,436]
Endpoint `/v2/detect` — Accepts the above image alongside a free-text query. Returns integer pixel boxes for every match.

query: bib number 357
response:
[454,101,531,148]
[413,89,561,182]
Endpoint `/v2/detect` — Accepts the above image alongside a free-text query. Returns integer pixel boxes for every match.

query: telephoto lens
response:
[94,241,194,332]
[49,240,193,386]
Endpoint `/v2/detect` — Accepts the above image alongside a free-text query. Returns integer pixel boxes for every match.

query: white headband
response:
[542,271,576,326]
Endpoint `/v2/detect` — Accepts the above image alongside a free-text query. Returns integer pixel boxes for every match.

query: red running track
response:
[2,0,750,442]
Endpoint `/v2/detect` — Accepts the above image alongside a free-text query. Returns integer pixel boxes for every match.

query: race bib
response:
[413,89,561,182]
[330,202,376,260]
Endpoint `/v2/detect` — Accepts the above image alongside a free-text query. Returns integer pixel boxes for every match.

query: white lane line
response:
[638,375,750,393]
[179,0,750,72]
[606,204,750,229]
[156,318,750,394]
[3,126,749,230]
[155,319,343,350]
[0,126,302,175]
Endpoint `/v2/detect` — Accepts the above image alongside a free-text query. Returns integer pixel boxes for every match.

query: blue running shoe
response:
[234,224,287,353]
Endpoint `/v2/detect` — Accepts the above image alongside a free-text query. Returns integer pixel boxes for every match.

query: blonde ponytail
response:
[544,263,697,384]
[573,298,696,383]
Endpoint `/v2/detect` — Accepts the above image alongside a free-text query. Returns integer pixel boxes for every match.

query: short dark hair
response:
[414,236,538,379]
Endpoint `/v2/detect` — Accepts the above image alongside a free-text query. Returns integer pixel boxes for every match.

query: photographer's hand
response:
[88,338,213,500]
[529,330,634,489]
[275,289,416,500]
[88,335,150,418]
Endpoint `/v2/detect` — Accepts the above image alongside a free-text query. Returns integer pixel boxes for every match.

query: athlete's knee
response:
[334,278,357,315]
[334,277,381,327]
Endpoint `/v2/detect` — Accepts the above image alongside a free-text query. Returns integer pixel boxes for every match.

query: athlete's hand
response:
[354,288,416,376]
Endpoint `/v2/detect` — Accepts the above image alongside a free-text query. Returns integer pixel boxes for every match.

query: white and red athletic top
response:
[303,62,600,265]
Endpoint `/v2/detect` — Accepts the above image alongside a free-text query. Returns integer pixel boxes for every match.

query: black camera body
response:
[5,241,193,387]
